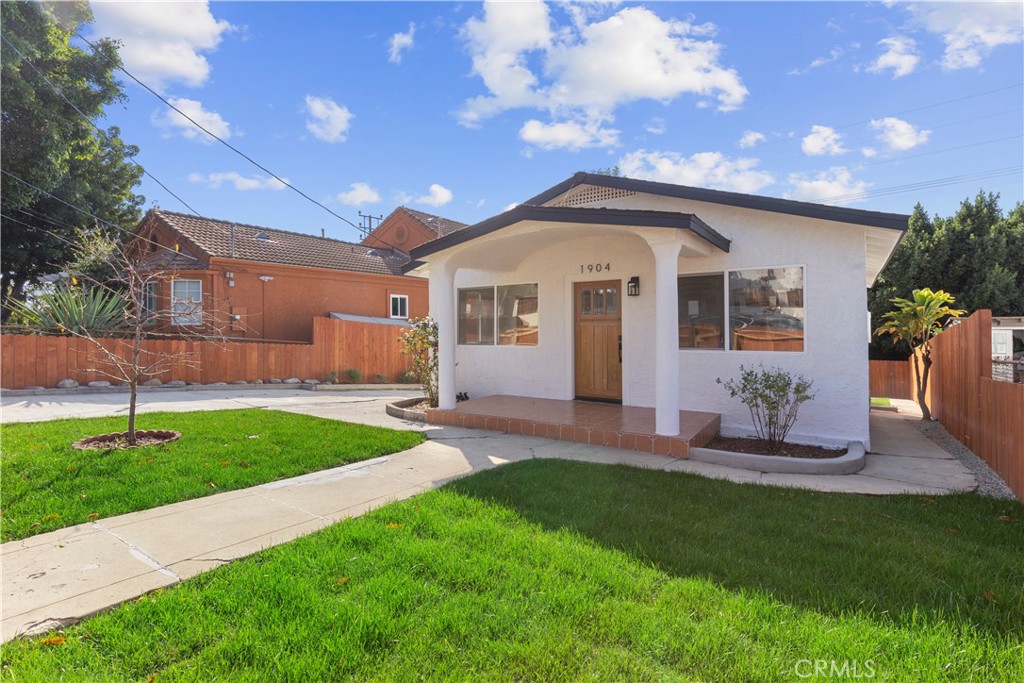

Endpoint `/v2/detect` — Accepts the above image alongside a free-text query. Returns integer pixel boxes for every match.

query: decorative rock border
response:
[690,441,866,474]
[2,383,423,397]
[72,429,181,450]
[386,397,428,422]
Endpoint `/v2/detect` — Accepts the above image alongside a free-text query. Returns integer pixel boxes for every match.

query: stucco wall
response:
[448,194,872,448]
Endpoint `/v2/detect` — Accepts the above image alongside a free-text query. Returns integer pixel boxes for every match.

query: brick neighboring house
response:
[132,209,460,342]
[361,207,469,252]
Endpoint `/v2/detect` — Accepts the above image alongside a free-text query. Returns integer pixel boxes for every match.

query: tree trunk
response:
[128,378,138,445]
[913,351,933,421]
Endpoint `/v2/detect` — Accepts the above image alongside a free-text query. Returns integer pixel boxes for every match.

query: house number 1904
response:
[580,263,611,273]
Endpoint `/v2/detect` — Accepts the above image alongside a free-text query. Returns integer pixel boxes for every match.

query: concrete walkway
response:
[1,390,977,642]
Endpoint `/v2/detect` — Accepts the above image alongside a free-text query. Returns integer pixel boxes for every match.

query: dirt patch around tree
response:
[705,435,844,459]
[72,430,181,451]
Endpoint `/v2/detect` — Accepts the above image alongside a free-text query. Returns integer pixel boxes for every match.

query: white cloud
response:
[336,182,381,207]
[801,125,847,156]
[738,130,766,149]
[907,2,1023,70]
[866,36,919,78]
[389,23,416,63]
[188,172,287,191]
[785,167,869,206]
[415,184,454,207]
[153,98,231,143]
[519,117,619,150]
[89,1,233,91]
[645,117,667,135]
[459,2,747,145]
[304,95,353,143]
[861,147,878,158]
[870,117,931,151]
[788,46,843,76]
[618,149,774,193]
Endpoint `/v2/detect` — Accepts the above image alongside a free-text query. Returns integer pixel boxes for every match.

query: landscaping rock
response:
[187,381,202,386]
[142,378,162,387]
[283,377,301,384]
[87,381,112,388]
[165,380,187,387]
[267,378,283,384]
[250,379,264,384]
[56,379,79,389]
[208,381,227,386]
[302,379,320,385]
[230,380,248,385]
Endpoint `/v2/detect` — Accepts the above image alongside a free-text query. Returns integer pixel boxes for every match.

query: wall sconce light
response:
[627,276,640,297]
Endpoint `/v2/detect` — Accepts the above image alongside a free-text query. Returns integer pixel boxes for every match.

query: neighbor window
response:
[141,281,158,322]
[677,266,804,352]
[171,279,203,326]
[497,284,538,346]
[390,294,409,319]
[459,284,539,346]
[458,287,495,344]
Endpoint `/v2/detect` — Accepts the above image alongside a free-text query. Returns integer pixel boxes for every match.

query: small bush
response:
[343,368,362,384]
[396,370,417,384]
[717,364,815,454]
[399,317,438,407]
[323,370,339,385]
[374,373,388,384]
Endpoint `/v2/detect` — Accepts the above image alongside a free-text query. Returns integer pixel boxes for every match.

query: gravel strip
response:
[914,420,1017,500]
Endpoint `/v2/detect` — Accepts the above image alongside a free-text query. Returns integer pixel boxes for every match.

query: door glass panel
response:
[605,287,618,314]
[593,288,604,314]
[581,289,591,315]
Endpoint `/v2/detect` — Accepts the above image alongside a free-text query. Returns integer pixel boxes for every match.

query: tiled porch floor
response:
[426,395,720,458]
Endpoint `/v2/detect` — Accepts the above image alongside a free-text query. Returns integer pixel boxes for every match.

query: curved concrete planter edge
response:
[690,441,866,475]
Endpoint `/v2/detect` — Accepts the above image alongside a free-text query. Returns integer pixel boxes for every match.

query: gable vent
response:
[547,184,638,208]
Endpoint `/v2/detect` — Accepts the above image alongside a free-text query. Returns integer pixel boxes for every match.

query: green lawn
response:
[0,409,424,542]
[2,460,1021,682]
[870,397,893,407]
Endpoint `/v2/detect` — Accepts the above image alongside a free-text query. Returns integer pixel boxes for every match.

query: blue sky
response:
[83,1,1023,243]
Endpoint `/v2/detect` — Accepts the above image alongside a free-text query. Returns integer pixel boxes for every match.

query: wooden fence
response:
[928,310,1023,500]
[869,359,913,400]
[0,316,413,389]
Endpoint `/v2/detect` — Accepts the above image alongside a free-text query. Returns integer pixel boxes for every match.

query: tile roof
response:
[400,207,468,237]
[149,210,409,276]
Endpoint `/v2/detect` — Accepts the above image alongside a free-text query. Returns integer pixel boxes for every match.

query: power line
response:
[1,34,201,216]
[75,32,361,232]
[816,166,1022,204]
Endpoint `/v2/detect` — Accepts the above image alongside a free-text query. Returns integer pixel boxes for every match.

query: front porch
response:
[426,395,720,458]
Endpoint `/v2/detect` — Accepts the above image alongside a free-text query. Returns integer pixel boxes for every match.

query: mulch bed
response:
[705,435,844,459]
[72,430,181,451]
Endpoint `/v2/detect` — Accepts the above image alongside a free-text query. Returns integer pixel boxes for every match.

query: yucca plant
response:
[10,284,126,333]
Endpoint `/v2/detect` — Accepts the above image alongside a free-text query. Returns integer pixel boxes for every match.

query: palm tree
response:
[875,288,965,420]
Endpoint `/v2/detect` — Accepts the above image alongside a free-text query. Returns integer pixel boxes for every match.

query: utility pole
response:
[357,212,383,240]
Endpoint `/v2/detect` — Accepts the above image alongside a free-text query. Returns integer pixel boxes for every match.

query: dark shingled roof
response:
[149,210,409,276]
[400,207,469,237]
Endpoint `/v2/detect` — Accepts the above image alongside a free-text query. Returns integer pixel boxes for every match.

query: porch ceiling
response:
[405,205,729,274]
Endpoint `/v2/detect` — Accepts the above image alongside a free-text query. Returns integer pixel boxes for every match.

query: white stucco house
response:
[404,173,907,449]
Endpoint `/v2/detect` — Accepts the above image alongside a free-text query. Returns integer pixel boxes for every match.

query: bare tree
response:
[13,230,234,444]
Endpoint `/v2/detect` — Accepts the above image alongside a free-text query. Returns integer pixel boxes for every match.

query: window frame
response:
[389,294,409,320]
[457,283,539,347]
[171,279,203,326]
[677,264,806,353]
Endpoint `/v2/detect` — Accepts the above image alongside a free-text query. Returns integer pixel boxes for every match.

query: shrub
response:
[374,373,388,384]
[396,370,417,384]
[717,364,815,454]
[323,370,339,385]
[399,317,438,407]
[343,368,362,384]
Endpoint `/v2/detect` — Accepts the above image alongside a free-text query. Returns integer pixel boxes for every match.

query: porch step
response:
[426,395,720,459]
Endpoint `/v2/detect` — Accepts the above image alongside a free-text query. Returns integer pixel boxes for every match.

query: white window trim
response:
[390,294,409,319]
[171,279,203,326]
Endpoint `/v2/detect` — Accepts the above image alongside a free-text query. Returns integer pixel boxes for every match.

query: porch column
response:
[646,234,685,436]
[429,258,457,410]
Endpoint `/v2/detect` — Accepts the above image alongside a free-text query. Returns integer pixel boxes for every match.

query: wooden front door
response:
[574,280,622,402]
